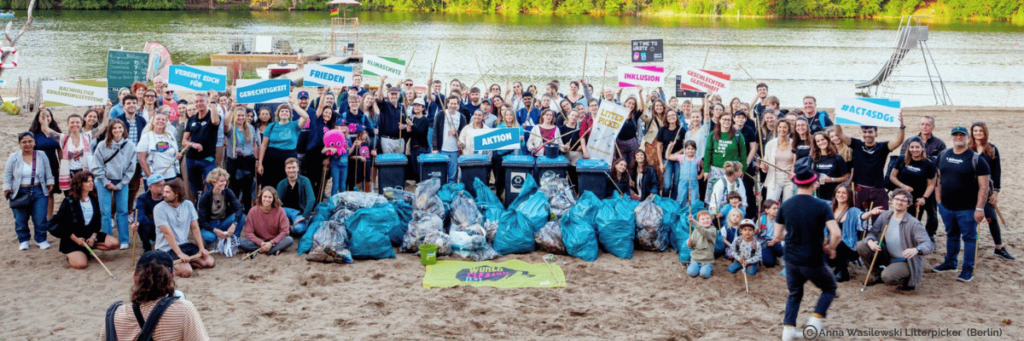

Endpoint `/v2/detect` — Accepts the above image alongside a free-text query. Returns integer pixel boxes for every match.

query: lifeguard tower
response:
[856,15,952,105]
[329,0,361,57]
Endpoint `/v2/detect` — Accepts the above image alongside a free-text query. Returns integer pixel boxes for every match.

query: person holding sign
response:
[526,109,565,157]
[458,110,490,156]
[257,101,310,193]
[182,93,221,201]
[833,114,905,210]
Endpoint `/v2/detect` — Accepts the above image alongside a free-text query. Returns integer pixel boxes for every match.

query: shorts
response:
[167,243,201,261]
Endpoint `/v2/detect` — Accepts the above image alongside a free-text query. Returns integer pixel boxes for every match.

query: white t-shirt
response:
[137,131,179,180]
[153,200,198,252]
[80,198,94,223]
[20,161,33,185]
[441,111,460,152]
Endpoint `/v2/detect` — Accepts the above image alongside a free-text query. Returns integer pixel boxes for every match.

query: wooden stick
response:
[992,203,1007,227]
[738,64,759,83]
[403,50,416,77]
[702,46,711,69]
[237,250,259,264]
[318,165,329,203]
[173,253,201,265]
[160,143,190,177]
[427,45,440,95]
[756,157,793,176]
[84,245,115,279]
[130,213,137,265]
[860,210,888,292]
[604,172,623,196]
[582,43,588,80]
[741,263,749,293]
[469,68,493,89]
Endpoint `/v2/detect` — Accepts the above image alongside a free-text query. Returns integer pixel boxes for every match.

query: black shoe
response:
[835,268,850,282]
[932,263,957,273]
[897,284,916,291]
[957,267,974,283]
[994,248,1015,260]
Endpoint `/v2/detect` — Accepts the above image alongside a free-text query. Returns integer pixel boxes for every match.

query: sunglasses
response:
[404,83,413,86]
[165,91,173,94]
[145,95,157,98]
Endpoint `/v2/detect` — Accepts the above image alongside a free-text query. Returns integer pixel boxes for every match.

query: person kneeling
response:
[197,168,244,246]
[727,219,761,276]
[50,172,119,269]
[856,189,934,291]
[687,210,717,279]
[153,180,215,278]
[241,187,293,255]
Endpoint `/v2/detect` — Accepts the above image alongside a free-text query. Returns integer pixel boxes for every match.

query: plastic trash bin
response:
[576,159,610,198]
[418,153,450,184]
[536,155,569,180]
[375,153,408,194]
[502,155,535,207]
[459,154,491,198]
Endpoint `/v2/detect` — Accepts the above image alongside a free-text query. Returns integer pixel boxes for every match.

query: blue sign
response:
[834,97,901,128]
[168,65,227,92]
[304,64,353,88]
[235,79,290,104]
[473,127,522,151]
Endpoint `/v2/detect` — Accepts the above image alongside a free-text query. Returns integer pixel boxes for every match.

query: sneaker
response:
[957,268,974,282]
[994,248,1015,260]
[932,263,957,273]
[781,326,799,341]
[806,316,823,336]
[897,284,916,291]
[120,243,129,250]
[18,241,30,250]
[37,241,51,250]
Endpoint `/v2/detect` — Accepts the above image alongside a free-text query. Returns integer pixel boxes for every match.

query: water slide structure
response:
[857,16,952,105]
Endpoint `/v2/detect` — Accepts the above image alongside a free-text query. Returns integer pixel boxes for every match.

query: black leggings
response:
[984,202,1003,245]
[826,242,859,271]
[907,195,939,240]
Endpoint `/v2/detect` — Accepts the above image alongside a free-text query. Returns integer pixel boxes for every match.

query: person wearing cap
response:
[407,97,431,180]
[376,76,407,155]
[132,174,166,252]
[727,218,761,276]
[773,158,842,341]
[515,91,541,135]
[857,188,934,291]
[153,179,214,278]
[931,125,990,283]
[101,250,210,341]
[833,113,905,210]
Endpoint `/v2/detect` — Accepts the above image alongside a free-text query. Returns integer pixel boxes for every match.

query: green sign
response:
[107,50,149,88]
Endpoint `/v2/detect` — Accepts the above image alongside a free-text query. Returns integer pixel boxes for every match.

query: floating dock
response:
[210,51,330,70]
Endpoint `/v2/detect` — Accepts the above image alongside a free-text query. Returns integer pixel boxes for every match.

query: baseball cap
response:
[146,174,166,187]
[388,87,400,94]
[297,91,310,99]
[136,250,174,272]
[413,98,425,106]
[739,219,756,229]
[951,126,968,135]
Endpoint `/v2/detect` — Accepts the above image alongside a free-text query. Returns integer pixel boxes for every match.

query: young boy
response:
[687,210,718,279]
[718,191,745,225]
[728,219,761,275]
[759,199,785,273]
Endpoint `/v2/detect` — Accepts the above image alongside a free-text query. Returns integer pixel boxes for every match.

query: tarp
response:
[423,260,565,289]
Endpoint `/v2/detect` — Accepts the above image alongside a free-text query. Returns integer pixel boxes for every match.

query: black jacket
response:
[633,165,661,200]
[432,111,468,152]
[49,196,101,239]
[196,188,244,231]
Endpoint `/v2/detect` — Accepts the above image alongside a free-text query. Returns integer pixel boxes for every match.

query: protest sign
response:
[168,65,227,92]
[587,101,631,165]
[304,64,353,88]
[618,65,665,88]
[834,98,901,128]
[679,68,731,97]
[42,80,107,107]
[676,75,706,98]
[235,79,290,104]
[473,127,523,151]
[631,39,664,63]
[106,50,149,102]
[362,55,407,79]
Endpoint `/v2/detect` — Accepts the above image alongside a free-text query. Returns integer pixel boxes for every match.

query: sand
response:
[0,104,1021,340]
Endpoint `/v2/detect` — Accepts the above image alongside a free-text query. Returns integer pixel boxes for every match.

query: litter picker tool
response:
[173,253,202,265]
[741,263,749,293]
[860,214,889,292]
[237,250,259,264]
[542,254,563,285]
[84,245,115,279]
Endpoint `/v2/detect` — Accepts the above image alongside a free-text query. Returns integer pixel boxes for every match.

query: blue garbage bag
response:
[507,174,549,233]
[493,210,536,255]
[559,191,602,261]
[345,204,398,260]
[389,200,413,246]
[298,201,334,255]
[672,200,708,262]
[653,196,681,251]
[508,174,539,208]
[474,177,502,210]
[595,193,637,259]
[438,182,466,205]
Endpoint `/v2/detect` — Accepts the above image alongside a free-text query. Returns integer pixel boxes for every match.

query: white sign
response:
[834,98,901,128]
[679,68,731,97]
[361,55,407,79]
[304,64,353,88]
[41,80,107,107]
[586,101,631,165]
[617,65,665,88]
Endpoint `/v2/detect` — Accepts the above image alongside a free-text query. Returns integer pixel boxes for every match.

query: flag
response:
[330,8,339,16]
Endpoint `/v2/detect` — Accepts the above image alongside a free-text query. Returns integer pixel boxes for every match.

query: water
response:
[7,11,1024,107]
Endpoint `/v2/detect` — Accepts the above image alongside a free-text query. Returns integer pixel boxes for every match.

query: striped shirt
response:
[100,299,209,341]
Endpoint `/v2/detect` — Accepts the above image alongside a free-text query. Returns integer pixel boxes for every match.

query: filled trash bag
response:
[383,187,414,203]
[672,200,706,262]
[306,220,353,264]
[413,178,446,219]
[332,191,388,213]
[595,193,637,259]
[493,210,536,255]
[400,212,445,253]
[535,221,566,254]
[437,182,466,205]
[474,177,505,228]
[559,191,602,261]
[474,177,503,210]
[298,201,335,255]
[509,174,550,233]
[634,195,668,252]
[422,230,453,256]
[345,204,398,260]
[539,171,576,219]
[450,192,482,227]
[450,224,500,261]
[389,199,413,246]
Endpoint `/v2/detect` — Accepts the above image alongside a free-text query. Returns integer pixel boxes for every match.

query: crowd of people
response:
[0,73,1012,340]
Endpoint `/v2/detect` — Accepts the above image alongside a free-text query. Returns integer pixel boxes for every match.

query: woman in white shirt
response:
[458,110,490,156]
[137,110,180,181]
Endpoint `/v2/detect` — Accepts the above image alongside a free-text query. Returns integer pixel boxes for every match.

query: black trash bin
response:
[418,153,450,184]
[459,154,491,198]
[502,155,535,207]
[576,159,610,198]
[375,153,407,194]
[536,155,569,180]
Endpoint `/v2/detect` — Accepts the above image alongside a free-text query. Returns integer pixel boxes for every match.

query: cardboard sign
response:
[676,75,706,98]
[586,101,631,165]
[679,68,731,97]
[473,127,523,151]
[168,65,227,92]
[631,39,663,62]
[617,65,665,88]
[42,80,107,107]
[362,55,407,79]
[235,79,290,104]
[834,98,901,128]
[304,64,353,88]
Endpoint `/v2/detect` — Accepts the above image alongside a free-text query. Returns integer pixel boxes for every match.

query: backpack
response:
[883,155,902,191]
[105,297,179,341]
[938,148,994,199]
[816,111,829,130]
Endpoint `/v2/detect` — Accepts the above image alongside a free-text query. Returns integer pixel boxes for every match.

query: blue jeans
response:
[200,214,246,245]
[12,185,48,243]
[442,151,459,184]
[937,203,978,269]
[728,261,758,275]
[186,158,216,199]
[761,243,785,268]
[331,159,348,195]
[662,160,678,198]
[784,264,837,326]
[283,207,306,236]
[677,179,698,206]
[687,261,713,278]
[96,179,130,244]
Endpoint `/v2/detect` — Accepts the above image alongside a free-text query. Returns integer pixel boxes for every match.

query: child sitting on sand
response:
[727,219,761,276]
[687,210,718,279]
[721,208,745,259]
[758,199,785,275]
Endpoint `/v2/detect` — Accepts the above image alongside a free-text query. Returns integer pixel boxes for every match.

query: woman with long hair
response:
[704,113,747,183]
[657,110,683,199]
[829,184,883,281]
[4,132,55,250]
[640,99,667,178]
[54,114,93,189]
[91,120,136,249]
[608,158,632,199]
[459,110,490,156]
[526,109,565,157]
[889,137,937,241]
[31,108,63,216]
[507,81,525,113]
[226,106,258,210]
[137,110,179,181]
[52,172,118,269]
[761,119,795,203]
[969,122,1013,259]
[565,81,588,108]
[828,127,853,185]
[141,89,160,121]
[493,106,525,196]
[792,117,812,160]
[83,107,110,144]
[729,97,742,115]
[241,186,294,255]
[254,107,273,135]
[304,105,337,196]
[811,131,849,200]
[630,150,659,201]
[196,168,244,245]
[615,95,643,163]
[257,103,309,190]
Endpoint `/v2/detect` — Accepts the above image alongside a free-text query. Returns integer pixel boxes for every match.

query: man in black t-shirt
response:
[834,115,905,210]
[182,93,221,200]
[932,126,990,283]
[773,159,842,341]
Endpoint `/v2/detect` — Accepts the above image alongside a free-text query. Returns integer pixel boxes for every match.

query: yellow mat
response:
[422,259,566,289]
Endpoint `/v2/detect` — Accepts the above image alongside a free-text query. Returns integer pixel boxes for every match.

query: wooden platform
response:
[210,51,331,70]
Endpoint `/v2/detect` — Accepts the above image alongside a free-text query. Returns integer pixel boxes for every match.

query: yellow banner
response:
[423,259,566,289]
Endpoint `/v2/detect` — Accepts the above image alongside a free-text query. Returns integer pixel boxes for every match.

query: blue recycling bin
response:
[576,159,610,199]
[375,153,407,194]
[535,155,569,180]
[418,153,450,184]
[459,154,491,198]
[502,155,535,207]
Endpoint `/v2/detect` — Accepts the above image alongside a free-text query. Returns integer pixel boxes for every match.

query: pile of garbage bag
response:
[538,171,576,220]
[306,220,353,264]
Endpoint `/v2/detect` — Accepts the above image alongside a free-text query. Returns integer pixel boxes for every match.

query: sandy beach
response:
[0,104,1020,340]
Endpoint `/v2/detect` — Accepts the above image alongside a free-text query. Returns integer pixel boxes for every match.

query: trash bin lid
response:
[576,159,610,170]
[502,154,535,167]
[375,153,408,166]
[458,154,490,163]
[418,153,450,163]
[536,155,568,166]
